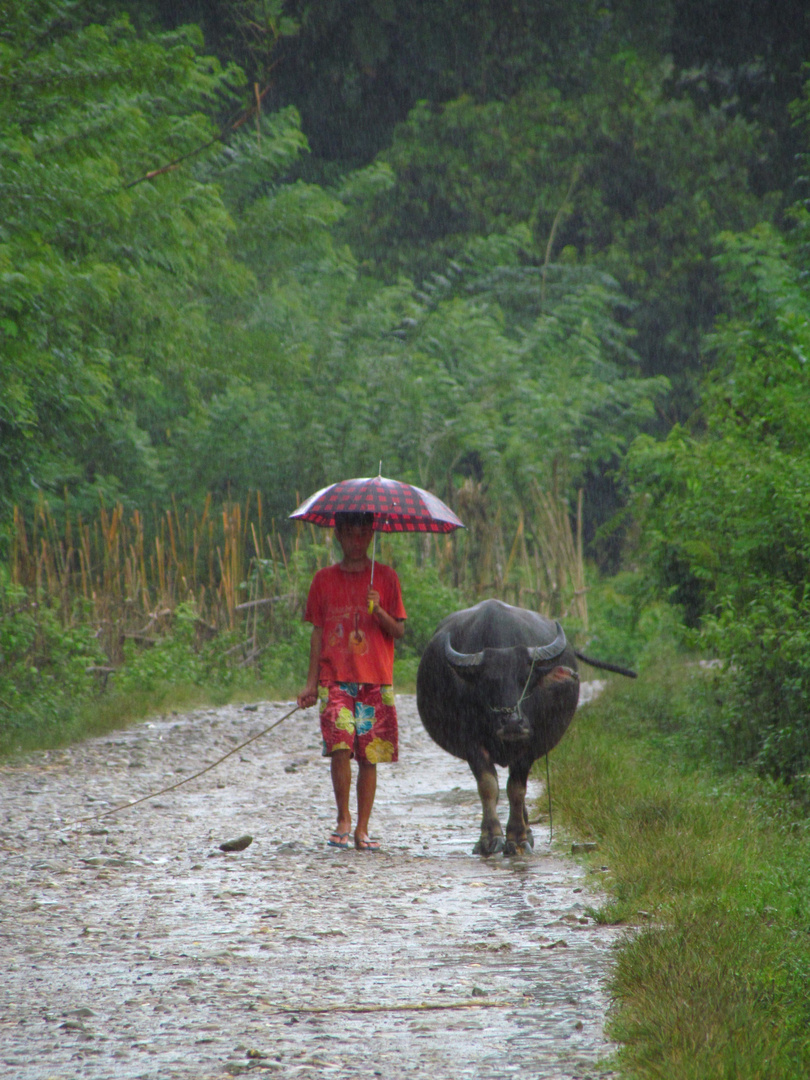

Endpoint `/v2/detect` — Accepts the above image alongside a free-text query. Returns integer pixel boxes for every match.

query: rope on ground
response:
[71,703,301,824]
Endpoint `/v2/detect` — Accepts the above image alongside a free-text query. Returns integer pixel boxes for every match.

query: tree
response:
[339,55,775,421]
[626,223,810,788]
[0,2,247,518]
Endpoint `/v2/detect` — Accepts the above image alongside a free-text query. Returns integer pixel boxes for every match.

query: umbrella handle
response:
[368,533,376,613]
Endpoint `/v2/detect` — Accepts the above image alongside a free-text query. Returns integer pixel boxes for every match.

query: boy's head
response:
[333,512,375,559]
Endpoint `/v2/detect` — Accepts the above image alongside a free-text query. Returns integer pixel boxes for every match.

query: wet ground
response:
[1,690,618,1080]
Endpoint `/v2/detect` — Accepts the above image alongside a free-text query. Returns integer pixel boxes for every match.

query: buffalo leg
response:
[504,764,533,856]
[468,747,504,855]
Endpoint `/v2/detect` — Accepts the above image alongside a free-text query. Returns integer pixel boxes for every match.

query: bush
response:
[0,586,107,754]
[581,569,684,672]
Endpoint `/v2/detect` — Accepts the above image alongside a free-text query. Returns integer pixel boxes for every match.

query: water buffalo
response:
[416,599,636,856]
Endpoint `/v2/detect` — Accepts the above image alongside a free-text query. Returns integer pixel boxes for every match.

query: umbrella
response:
[290,473,465,607]
[289,474,464,534]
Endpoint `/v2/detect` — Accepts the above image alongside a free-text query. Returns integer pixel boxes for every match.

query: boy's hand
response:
[366,591,405,639]
[297,685,318,709]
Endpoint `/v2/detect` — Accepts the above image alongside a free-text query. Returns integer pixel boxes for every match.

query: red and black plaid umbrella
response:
[289,474,464,533]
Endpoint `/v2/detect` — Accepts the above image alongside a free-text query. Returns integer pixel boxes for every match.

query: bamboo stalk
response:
[79,520,91,602]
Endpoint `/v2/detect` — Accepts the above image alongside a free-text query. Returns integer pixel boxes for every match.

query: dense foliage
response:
[339,58,774,421]
[1,0,673,532]
[627,222,810,791]
[0,3,250,518]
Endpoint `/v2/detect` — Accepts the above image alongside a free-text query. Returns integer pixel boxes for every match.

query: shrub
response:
[0,585,107,753]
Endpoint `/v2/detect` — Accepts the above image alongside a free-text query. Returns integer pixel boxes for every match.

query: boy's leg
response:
[330,749,353,839]
[319,682,359,844]
[354,761,377,846]
[352,684,396,850]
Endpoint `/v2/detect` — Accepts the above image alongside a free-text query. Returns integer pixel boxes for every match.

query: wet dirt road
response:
[1,692,618,1080]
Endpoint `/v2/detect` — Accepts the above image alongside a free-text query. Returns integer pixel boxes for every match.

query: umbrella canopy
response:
[289,475,464,533]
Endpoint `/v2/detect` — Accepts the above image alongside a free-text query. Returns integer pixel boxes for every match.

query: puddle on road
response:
[1,694,619,1080]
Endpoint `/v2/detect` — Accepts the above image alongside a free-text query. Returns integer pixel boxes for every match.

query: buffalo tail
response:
[574,650,637,679]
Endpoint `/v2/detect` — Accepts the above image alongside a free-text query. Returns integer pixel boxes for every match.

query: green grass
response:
[548,659,810,1079]
[0,614,307,757]
[0,675,294,758]
[0,622,417,759]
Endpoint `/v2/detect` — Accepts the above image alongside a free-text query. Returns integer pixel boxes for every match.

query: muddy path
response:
[1,691,618,1080]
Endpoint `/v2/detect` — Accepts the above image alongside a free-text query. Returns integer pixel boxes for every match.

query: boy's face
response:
[335,521,374,559]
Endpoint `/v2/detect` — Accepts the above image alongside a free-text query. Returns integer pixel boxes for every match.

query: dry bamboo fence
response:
[5,484,587,668]
[7,494,333,666]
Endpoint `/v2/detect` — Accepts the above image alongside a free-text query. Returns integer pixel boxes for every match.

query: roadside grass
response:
[0,618,417,759]
[0,675,292,759]
[549,652,810,1080]
[0,613,308,757]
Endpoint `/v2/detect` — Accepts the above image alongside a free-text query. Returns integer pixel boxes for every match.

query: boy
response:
[297,512,406,851]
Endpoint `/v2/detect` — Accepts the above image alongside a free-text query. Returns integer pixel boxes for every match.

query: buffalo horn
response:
[443,633,485,669]
[527,621,567,663]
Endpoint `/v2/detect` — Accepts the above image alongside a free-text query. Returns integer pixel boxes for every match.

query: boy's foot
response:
[354,835,382,853]
[327,831,351,849]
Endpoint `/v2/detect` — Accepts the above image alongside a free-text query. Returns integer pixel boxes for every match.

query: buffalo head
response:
[440,622,577,742]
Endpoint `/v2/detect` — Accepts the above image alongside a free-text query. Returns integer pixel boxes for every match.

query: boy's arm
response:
[297,625,323,708]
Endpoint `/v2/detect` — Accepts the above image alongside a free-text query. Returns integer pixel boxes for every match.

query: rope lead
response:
[71,703,301,825]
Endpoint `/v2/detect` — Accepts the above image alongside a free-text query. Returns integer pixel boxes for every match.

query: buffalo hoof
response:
[473,835,505,856]
[502,836,534,857]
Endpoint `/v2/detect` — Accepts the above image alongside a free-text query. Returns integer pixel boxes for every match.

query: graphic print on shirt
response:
[347,613,368,656]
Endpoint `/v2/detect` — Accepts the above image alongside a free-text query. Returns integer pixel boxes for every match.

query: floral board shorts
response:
[318,682,399,764]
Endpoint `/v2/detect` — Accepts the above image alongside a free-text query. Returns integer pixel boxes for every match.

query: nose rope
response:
[518,652,539,709]
[489,652,540,716]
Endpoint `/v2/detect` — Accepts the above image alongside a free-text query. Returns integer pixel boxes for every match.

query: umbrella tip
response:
[378,460,383,478]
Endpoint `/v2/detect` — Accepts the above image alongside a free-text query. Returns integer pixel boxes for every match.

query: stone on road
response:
[0,694,618,1080]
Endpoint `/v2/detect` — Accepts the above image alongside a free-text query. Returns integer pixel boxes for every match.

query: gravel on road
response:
[1,690,618,1080]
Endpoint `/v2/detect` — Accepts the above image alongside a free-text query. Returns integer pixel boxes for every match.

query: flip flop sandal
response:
[355,837,382,853]
[327,832,351,849]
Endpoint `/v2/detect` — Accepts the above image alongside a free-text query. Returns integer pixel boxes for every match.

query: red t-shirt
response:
[304,562,406,685]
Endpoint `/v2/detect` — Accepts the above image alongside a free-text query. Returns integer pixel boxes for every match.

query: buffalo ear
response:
[529,656,578,691]
[527,663,578,693]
